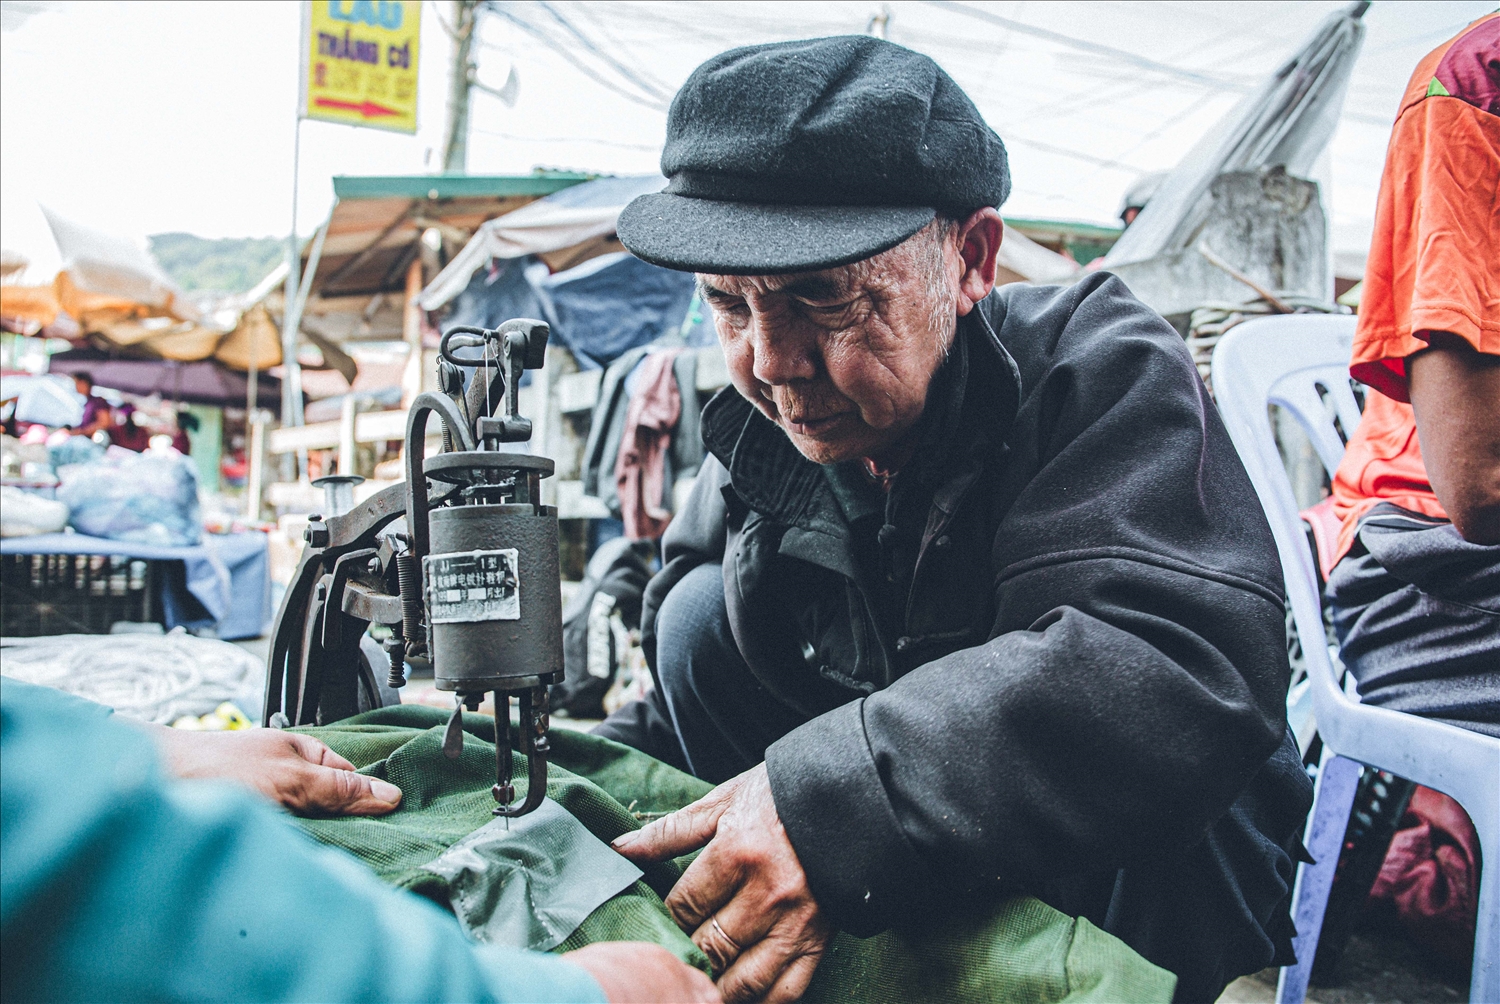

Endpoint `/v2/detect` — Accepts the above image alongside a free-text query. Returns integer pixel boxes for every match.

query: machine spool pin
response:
[411,319,560,820]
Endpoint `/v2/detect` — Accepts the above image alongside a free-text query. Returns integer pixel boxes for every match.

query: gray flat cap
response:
[617,35,1010,275]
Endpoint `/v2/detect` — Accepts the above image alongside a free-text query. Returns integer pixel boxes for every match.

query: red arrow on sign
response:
[313,97,400,118]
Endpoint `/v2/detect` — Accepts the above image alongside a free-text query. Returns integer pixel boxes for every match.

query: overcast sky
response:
[2,0,1493,284]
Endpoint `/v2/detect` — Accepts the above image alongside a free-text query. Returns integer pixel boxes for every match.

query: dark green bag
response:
[295,706,1174,1003]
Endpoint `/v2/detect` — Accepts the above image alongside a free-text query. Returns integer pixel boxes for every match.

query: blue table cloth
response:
[0,531,270,640]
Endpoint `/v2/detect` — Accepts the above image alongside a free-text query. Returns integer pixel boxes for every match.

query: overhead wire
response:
[484,3,659,101]
[427,0,462,42]
[536,1,674,101]
[572,1,743,49]
[469,124,662,152]
[468,40,664,113]
[481,1,670,111]
[1068,87,1224,189]
[921,0,1256,92]
[554,5,692,94]
[465,1,1382,217]
[1002,132,1151,174]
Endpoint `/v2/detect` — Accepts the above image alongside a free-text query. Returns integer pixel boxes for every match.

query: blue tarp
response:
[445,252,703,371]
[540,253,696,368]
[437,174,711,369]
[444,257,546,340]
[0,531,271,640]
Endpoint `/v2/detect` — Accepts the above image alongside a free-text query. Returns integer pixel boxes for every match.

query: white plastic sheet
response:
[0,486,69,538]
[6,373,84,428]
[42,206,199,321]
[1100,2,1367,270]
[421,175,668,311]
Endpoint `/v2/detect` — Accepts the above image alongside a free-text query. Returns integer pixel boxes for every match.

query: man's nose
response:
[749,322,817,386]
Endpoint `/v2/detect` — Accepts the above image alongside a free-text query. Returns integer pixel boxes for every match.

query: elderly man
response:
[597,36,1313,1004]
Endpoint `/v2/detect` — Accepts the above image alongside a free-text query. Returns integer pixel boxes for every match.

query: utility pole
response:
[442,0,481,173]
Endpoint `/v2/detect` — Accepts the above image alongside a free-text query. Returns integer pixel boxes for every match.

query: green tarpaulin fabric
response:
[294,705,1176,1003]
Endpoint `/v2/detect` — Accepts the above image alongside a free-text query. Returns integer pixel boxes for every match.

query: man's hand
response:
[564,942,721,1003]
[148,726,402,817]
[611,765,830,1004]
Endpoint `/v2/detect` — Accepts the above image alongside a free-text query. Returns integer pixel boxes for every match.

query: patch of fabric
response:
[420,798,642,951]
[292,710,709,970]
[1370,785,1481,968]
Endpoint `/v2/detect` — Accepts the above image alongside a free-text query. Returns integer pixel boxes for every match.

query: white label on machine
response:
[424,548,520,624]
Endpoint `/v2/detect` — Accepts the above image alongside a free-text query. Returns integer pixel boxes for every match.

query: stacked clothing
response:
[580,348,704,536]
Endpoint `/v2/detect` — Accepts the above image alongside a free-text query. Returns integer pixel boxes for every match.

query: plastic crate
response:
[0,552,164,636]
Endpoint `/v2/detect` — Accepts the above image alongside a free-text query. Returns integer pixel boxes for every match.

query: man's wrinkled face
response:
[700,221,960,465]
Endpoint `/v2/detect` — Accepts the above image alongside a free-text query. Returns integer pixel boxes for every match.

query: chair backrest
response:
[1211,315,1498,808]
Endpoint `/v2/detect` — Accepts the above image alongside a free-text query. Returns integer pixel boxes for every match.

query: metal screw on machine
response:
[304,515,329,549]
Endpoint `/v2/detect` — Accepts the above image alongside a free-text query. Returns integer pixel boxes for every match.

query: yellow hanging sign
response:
[302,1,420,134]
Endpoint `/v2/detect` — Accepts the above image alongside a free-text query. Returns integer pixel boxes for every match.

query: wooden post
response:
[338,393,357,477]
[246,413,266,521]
[534,344,559,504]
[401,257,424,410]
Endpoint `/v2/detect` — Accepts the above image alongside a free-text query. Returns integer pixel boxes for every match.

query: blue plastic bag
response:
[47,435,104,471]
[57,448,202,547]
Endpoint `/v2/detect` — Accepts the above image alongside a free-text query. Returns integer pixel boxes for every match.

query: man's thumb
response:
[299,765,403,817]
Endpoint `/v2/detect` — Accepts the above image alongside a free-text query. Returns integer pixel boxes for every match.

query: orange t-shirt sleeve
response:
[1350,16,1500,401]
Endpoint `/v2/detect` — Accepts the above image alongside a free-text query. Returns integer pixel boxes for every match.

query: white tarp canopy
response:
[1100,0,1368,270]
[423,173,1080,309]
[42,206,199,321]
[421,175,668,311]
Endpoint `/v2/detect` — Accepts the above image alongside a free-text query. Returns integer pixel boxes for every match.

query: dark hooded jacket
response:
[640,273,1313,1002]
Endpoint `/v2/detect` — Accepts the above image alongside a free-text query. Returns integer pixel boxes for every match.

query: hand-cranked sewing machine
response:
[262,319,562,818]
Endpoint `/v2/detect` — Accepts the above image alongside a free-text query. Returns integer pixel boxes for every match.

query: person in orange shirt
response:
[1326,13,1499,738]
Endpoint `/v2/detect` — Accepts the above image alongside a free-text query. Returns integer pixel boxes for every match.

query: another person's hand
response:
[612,764,830,1004]
[564,942,721,1003]
[148,726,402,817]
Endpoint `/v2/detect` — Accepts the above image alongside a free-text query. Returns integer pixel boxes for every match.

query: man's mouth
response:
[782,412,851,437]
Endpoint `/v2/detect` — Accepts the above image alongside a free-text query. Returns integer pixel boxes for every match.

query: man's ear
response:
[953,207,1003,316]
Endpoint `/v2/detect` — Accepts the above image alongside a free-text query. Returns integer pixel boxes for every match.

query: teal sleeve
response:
[0,678,605,1003]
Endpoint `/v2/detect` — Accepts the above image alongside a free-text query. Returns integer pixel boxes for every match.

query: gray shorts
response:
[1326,502,1500,738]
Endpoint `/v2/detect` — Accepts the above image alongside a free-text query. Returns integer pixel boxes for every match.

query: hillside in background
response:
[149,232,284,293]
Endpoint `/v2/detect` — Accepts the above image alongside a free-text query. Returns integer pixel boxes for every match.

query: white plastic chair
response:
[1211,314,1499,1004]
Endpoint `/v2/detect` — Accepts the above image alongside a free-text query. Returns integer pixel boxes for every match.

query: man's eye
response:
[715,302,751,325]
[799,300,857,321]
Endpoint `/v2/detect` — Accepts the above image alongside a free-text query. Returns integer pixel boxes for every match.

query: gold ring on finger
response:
[710,915,742,952]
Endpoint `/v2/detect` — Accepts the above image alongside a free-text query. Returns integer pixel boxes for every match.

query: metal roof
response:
[303,173,595,302]
[330,172,593,201]
[1005,217,1123,266]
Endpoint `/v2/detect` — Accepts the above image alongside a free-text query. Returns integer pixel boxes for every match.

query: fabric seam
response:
[994,546,1285,605]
